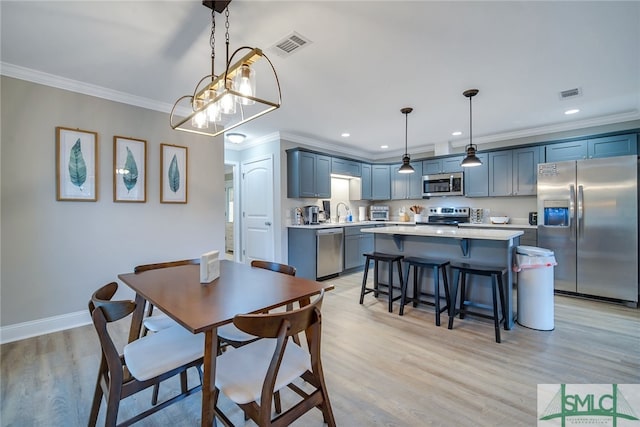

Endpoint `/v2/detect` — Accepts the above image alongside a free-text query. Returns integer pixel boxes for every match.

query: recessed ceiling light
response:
[452,131,462,136]
[564,109,580,115]
[226,132,246,144]
[380,145,389,149]
[341,132,350,138]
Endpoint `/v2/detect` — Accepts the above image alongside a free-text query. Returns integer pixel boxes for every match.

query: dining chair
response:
[133,258,200,336]
[213,290,336,427]
[217,260,297,349]
[87,282,204,427]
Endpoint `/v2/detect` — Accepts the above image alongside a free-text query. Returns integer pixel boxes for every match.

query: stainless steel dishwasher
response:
[316,228,344,279]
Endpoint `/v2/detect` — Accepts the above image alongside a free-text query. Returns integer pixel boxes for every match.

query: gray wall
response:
[1,77,225,328]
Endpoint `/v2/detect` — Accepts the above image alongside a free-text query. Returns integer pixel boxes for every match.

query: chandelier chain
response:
[225,7,230,44]
[210,9,216,62]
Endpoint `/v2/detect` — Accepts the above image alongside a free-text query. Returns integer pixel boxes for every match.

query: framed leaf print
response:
[160,143,188,204]
[113,136,147,202]
[56,127,98,201]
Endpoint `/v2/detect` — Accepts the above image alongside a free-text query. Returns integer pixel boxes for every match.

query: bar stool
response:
[359,252,405,313]
[447,262,508,343]
[399,257,451,326]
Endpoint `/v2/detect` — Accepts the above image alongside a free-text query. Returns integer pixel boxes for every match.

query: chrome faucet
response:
[336,202,350,219]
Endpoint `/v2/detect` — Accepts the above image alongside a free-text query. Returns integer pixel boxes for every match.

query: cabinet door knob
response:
[265,221,272,226]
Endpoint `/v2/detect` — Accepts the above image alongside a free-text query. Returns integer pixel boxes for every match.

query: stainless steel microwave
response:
[422,172,464,197]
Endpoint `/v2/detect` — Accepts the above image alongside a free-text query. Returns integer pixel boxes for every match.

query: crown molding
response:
[224,131,281,151]
[449,110,640,148]
[1,62,175,113]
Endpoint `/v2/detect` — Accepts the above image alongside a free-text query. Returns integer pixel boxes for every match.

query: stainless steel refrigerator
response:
[537,155,638,302]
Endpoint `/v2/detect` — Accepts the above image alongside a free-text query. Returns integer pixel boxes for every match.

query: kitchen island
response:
[361,225,523,329]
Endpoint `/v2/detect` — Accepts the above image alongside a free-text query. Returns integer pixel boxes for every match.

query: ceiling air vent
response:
[559,87,582,100]
[271,32,312,57]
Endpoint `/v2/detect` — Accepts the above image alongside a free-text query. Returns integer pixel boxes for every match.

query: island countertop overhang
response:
[360,225,523,241]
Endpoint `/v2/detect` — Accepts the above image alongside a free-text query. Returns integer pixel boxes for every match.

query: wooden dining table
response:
[118,259,332,427]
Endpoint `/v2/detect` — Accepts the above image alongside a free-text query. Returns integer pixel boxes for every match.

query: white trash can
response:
[515,245,557,331]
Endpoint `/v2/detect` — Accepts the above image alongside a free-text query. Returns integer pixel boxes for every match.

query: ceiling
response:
[2,1,639,160]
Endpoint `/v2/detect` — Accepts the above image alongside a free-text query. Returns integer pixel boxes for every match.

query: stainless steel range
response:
[419,207,470,226]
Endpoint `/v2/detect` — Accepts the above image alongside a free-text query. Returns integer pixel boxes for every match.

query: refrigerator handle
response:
[569,184,576,230]
[577,185,584,237]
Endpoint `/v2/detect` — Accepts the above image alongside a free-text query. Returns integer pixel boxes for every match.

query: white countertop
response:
[361,225,523,241]
[288,220,399,229]
[459,222,537,230]
[288,220,536,230]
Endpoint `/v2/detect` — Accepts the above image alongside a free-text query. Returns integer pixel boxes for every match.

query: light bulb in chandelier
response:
[203,89,222,123]
[191,99,209,129]
[218,81,236,115]
[233,63,256,105]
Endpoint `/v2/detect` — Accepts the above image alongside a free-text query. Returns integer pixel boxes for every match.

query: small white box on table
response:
[200,250,220,284]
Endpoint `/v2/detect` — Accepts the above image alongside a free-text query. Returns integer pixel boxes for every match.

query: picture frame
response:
[56,127,98,201]
[113,136,147,203]
[160,143,188,204]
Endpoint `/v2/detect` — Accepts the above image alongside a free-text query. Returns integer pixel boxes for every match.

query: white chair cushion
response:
[215,338,311,405]
[143,313,177,332]
[217,323,257,343]
[124,325,204,381]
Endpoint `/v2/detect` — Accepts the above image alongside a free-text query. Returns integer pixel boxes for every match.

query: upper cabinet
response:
[544,133,637,162]
[488,146,541,197]
[371,164,391,200]
[422,155,464,175]
[512,146,541,196]
[463,153,489,197]
[391,162,423,200]
[488,150,513,197]
[360,163,372,200]
[588,134,637,159]
[331,157,362,177]
[287,150,331,199]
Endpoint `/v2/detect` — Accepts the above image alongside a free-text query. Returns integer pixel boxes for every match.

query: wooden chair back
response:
[233,289,323,339]
[225,290,334,426]
[250,259,296,276]
[134,258,199,273]
[87,282,202,427]
[133,258,199,337]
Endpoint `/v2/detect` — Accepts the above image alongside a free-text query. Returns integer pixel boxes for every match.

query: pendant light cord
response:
[405,111,409,156]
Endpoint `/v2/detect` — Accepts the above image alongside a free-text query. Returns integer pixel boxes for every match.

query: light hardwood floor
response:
[1,270,639,426]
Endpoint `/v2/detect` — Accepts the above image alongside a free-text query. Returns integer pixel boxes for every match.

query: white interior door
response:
[241,155,275,264]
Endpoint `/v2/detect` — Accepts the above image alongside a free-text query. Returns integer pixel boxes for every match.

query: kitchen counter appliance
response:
[422,172,464,197]
[316,228,343,279]
[537,155,638,302]
[369,205,390,221]
[419,206,470,226]
[303,205,320,225]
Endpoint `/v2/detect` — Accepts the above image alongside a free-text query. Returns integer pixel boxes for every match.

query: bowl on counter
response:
[490,216,510,224]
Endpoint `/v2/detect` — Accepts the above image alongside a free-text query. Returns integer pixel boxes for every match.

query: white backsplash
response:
[385,195,536,223]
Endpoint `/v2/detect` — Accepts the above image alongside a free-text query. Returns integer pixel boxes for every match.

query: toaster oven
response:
[369,205,389,221]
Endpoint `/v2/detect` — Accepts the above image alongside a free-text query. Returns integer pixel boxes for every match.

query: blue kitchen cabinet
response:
[391,162,423,200]
[361,163,372,200]
[545,140,588,162]
[489,150,513,197]
[463,153,489,197]
[287,150,331,198]
[588,134,637,159]
[331,157,362,177]
[371,164,391,200]
[545,133,637,162]
[512,146,541,196]
[344,225,375,270]
[422,156,464,174]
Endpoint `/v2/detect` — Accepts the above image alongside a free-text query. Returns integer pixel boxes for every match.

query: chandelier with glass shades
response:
[170,1,282,138]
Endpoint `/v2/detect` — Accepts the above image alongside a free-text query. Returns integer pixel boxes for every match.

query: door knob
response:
[265,221,272,226]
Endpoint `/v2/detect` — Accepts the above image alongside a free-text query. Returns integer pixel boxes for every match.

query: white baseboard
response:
[0,310,91,344]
